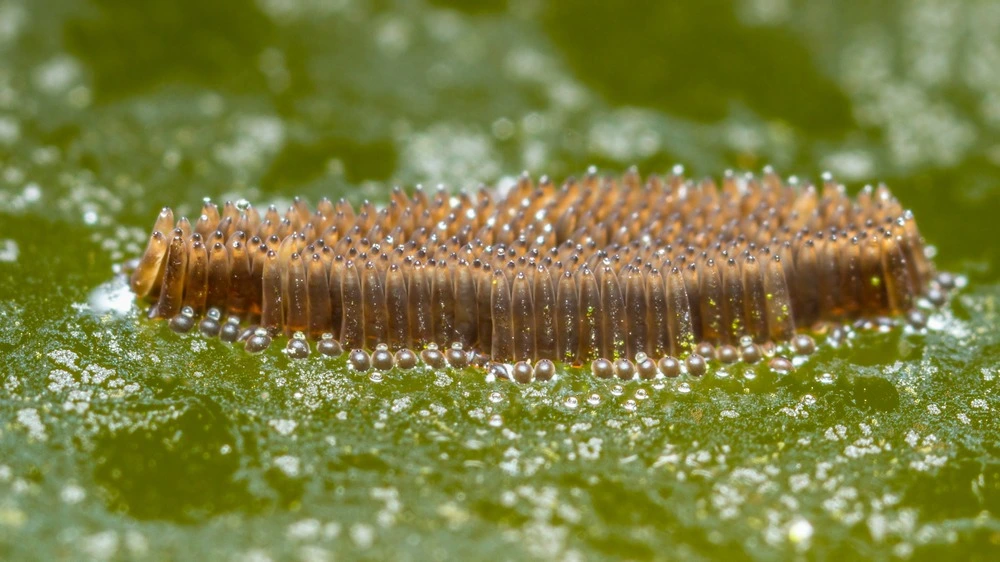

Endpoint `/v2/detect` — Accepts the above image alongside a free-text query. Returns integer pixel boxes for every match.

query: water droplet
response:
[610,384,624,396]
[623,399,637,412]
[743,370,757,381]
[634,388,648,401]
[586,393,602,406]
[488,414,503,427]
[488,391,504,403]
[652,381,666,390]
[564,396,579,409]
[817,372,836,385]
[368,371,383,383]
[801,394,817,406]
[676,382,692,394]
[739,334,753,347]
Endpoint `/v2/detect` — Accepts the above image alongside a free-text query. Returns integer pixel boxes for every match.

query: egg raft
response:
[127,168,952,381]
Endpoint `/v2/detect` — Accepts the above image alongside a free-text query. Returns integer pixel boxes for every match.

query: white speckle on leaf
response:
[269,419,298,436]
[350,523,375,549]
[273,455,301,477]
[60,484,86,505]
[16,408,46,441]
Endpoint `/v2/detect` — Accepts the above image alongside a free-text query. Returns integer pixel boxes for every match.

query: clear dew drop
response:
[801,394,817,406]
[610,384,624,396]
[676,382,692,394]
[623,399,637,412]
[743,370,757,381]
[634,388,648,401]
[817,372,836,385]
[587,393,602,406]
[369,371,383,383]
[488,414,503,427]
[652,381,666,390]
[563,396,579,409]
[488,391,504,403]
[739,334,754,347]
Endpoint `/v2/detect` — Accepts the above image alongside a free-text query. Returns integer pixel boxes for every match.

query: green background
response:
[1,0,998,560]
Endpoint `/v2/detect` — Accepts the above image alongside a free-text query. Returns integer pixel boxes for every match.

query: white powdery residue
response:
[789,473,811,493]
[844,438,884,459]
[124,531,148,557]
[927,403,941,415]
[588,109,662,162]
[577,437,602,461]
[273,455,301,477]
[390,396,412,413]
[0,2,27,45]
[47,349,80,370]
[820,150,875,181]
[286,518,321,541]
[730,468,769,487]
[787,517,814,550]
[81,531,119,561]
[372,486,401,527]
[235,549,273,562]
[63,389,93,414]
[269,419,298,436]
[711,483,745,520]
[0,117,19,147]
[737,0,792,26]
[214,115,285,175]
[298,546,331,562]
[350,523,375,549]
[87,277,136,316]
[60,484,86,504]
[374,16,411,57]
[651,447,680,469]
[33,55,82,94]
[81,364,114,385]
[909,454,949,472]
[400,124,501,188]
[16,408,47,441]
[824,424,848,441]
[970,398,990,410]
[720,409,740,419]
[499,447,521,475]
[48,369,78,392]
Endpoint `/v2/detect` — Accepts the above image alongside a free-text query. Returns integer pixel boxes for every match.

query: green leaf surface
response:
[1,0,998,560]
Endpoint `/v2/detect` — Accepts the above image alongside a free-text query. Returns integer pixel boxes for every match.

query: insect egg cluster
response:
[128,168,947,381]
